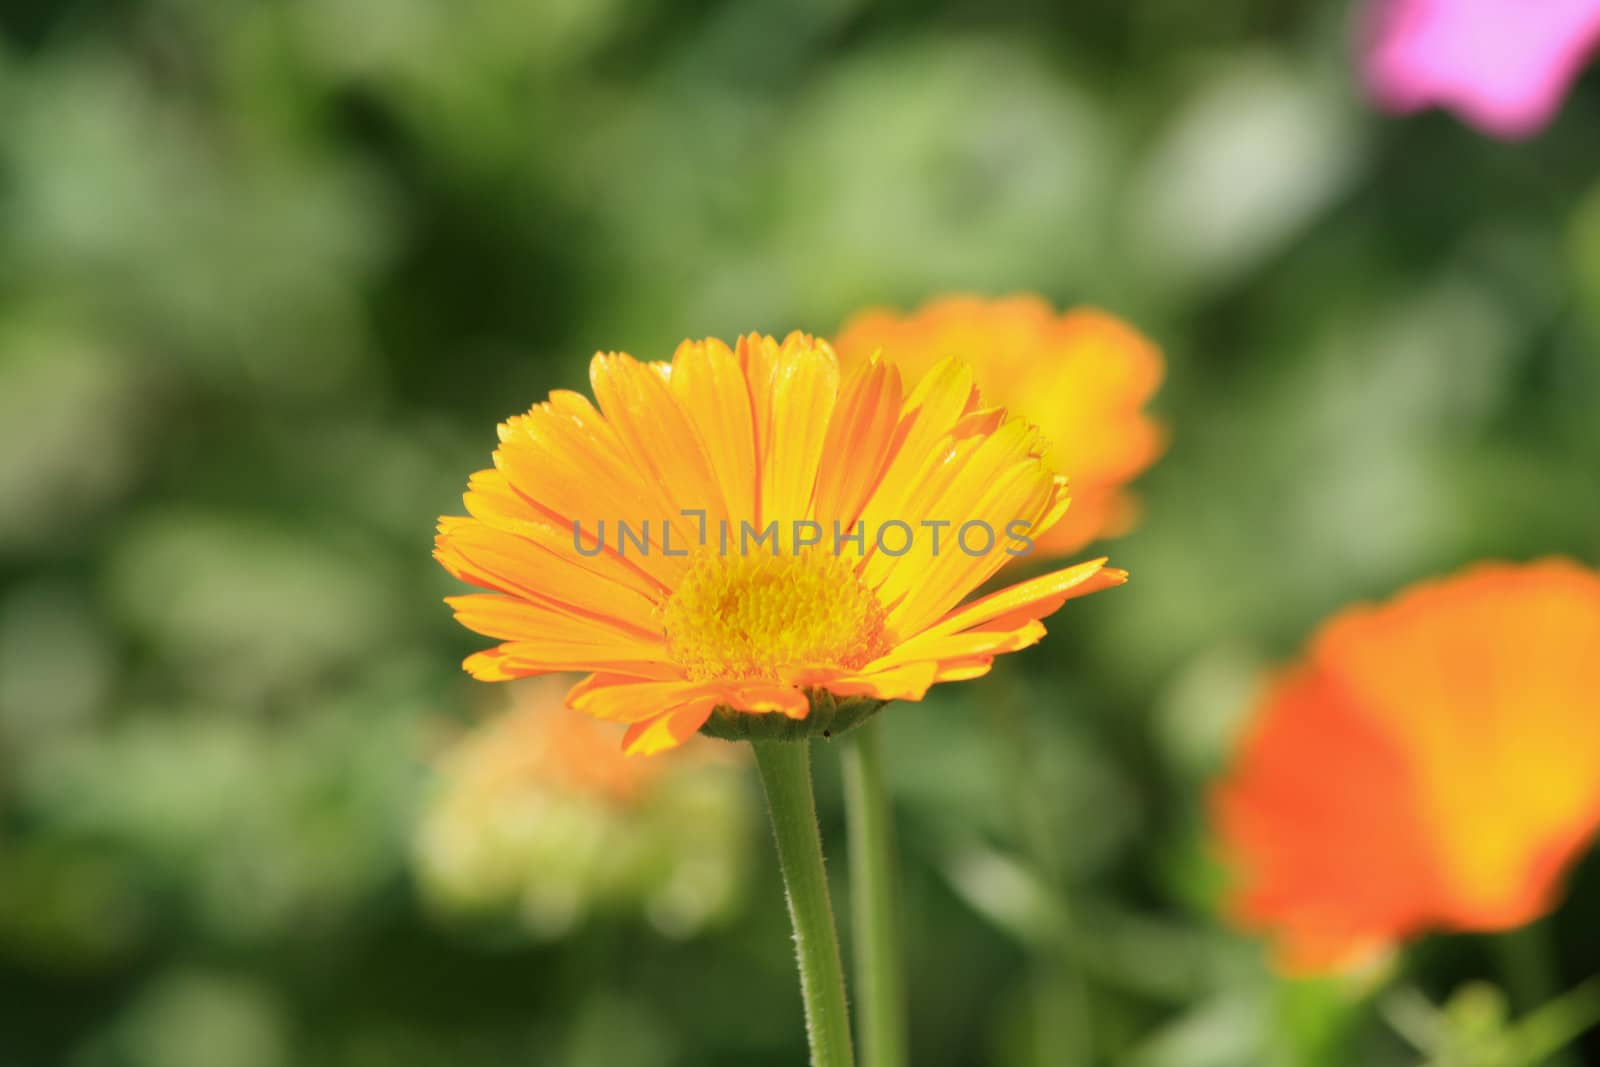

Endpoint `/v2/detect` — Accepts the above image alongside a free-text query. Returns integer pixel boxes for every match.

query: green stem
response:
[1518,977,1600,1066]
[1499,921,1564,1013]
[842,719,909,1067]
[1498,922,1579,1067]
[753,739,857,1067]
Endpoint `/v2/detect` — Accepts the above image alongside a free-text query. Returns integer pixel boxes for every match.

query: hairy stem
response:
[753,739,856,1067]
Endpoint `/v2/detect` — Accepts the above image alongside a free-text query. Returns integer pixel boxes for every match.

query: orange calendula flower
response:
[434,332,1126,755]
[834,295,1165,557]
[416,677,751,937]
[1213,559,1600,972]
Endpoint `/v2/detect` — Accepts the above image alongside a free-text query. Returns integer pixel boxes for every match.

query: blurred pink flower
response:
[1365,0,1600,138]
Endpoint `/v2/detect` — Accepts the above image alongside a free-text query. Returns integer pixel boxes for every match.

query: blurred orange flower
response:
[437,678,675,808]
[435,332,1126,755]
[1213,559,1600,972]
[834,295,1165,557]
[416,677,751,938]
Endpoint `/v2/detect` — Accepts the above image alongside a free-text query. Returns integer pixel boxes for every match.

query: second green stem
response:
[842,718,909,1067]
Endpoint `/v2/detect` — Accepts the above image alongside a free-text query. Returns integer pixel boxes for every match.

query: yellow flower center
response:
[662,551,890,681]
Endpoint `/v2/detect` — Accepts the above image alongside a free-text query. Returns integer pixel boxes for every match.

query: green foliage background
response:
[3,1,1600,1064]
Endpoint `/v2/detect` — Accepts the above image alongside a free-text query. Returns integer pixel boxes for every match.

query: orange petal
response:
[590,351,726,543]
[434,519,663,634]
[1212,663,1442,971]
[622,699,719,756]
[919,558,1126,642]
[814,355,905,529]
[462,468,668,602]
[461,648,527,681]
[723,683,810,719]
[446,593,661,646]
[869,620,1047,672]
[929,657,995,683]
[815,661,940,703]
[494,394,690,587]
[1212,558,1600,972]
[759,335,840,524]
[874,423,1066,634]
[669,337,756,524]
[567,675,706,723]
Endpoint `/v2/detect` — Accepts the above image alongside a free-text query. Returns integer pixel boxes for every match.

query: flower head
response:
[415,677,751,938]
[1364,0,1600,139]
[833,295,1164,558]
[435,332,1125,755]
[1213,559,1600,971]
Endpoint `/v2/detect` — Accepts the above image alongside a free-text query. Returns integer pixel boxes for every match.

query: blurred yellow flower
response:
[834,295,1166,557]
[415,677,751,939]
[434,331,1125,755]
[1213,560,1600,972]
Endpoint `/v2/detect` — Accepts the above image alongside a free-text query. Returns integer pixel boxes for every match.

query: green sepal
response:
[698,690,889,743]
